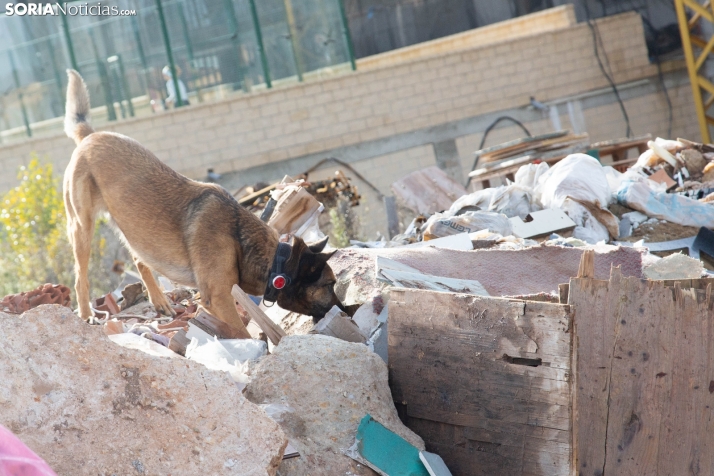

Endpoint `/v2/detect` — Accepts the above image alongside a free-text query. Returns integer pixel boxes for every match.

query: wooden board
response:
[388,288,572,476]
[570,266,714,475]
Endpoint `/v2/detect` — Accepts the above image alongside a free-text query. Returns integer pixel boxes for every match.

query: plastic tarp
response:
[617,180,714,228]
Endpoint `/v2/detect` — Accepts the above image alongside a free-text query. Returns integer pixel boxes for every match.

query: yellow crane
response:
[676,0,714,143]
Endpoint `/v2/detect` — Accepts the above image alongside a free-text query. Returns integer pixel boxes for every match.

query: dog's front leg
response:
[133,259,176,317]
[201,284,252,339]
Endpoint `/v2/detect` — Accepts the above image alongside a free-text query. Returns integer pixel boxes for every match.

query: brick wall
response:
[0,10,694,199]
[355,5,576,71]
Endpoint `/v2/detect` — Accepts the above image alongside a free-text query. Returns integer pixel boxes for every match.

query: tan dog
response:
[63,70,341,338]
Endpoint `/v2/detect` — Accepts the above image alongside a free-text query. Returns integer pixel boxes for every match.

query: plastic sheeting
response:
[617,180,714,228]
[0,424,57,476]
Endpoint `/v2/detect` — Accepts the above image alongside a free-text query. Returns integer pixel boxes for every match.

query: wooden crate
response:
[388,288,572,475]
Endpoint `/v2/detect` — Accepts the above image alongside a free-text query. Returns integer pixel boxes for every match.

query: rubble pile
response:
[0,305,287,475]
[4,131,714,476]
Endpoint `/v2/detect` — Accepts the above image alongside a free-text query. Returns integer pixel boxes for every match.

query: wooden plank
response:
[570,269,714,475]
[388,288,572,475]
[231,284,286,345]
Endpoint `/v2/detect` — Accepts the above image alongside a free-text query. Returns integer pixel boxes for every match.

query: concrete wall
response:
[0,9,700,240]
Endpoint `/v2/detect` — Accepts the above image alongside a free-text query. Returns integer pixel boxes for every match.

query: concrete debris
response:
[0,305,287,475]
[0,284,71,314]
[244,335,424,476]
[310,305,368,343]
[643,252,704,280]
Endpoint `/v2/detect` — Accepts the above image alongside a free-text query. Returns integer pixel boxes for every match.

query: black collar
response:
[263,241,293,306]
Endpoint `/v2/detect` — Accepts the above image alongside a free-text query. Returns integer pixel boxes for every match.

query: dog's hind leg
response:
[64,172,100,321]
[133,258,176,317]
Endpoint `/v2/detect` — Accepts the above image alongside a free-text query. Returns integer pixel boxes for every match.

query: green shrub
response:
[0,156,118,301]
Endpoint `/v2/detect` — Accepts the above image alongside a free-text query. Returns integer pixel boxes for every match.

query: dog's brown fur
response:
[63,70,341,337]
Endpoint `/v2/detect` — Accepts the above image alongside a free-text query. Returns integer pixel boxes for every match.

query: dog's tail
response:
[64,69,94,145]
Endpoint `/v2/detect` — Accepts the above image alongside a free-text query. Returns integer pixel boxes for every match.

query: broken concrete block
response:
[509,208,576,239]
[643,252,704,280]
[0,305,287,475]
[310,306,367,343]
[244,335,424,476]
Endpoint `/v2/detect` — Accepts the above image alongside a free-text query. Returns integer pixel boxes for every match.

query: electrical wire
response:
[465,115,532,187]
[585,3,633,138]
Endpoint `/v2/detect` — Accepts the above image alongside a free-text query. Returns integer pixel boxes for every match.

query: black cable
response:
[641,15,674,139]
[465,115,532,187]
[585,3,633,138]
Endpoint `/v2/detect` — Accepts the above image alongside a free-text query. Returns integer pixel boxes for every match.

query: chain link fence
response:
[0,0,356,143]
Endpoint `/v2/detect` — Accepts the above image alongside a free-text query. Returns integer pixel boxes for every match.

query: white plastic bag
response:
[488,184,539,219]
[447,188,497,215]
[535,153,610,208]
[617,180,714,228]
[560,199,611,244]
[514,162,550,189]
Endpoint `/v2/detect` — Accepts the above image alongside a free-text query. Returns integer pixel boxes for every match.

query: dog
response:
[62,70,342,338]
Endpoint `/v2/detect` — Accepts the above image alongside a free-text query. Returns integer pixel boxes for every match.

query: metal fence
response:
[0,0,356,142]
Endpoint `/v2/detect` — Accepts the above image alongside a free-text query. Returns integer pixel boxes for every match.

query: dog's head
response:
[276,236,342,321]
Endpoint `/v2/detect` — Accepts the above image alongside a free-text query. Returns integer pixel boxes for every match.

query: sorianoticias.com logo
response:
[5,3,137,16]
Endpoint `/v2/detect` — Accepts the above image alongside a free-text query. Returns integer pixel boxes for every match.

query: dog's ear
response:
[307,236,329,254]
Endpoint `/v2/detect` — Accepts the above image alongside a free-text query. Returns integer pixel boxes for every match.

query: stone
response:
[643,252,704,280]
[681,149,707,175]
[0,305,287,476]
[244,335,424,476]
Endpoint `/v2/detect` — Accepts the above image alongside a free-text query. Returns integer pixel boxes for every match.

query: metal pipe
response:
[60,11,79,71]
[8,51,32,137]
[222,0,249,92]
[249,0,272,88]
[337,0,356,70]
[283,0,304,81]
[155,0,184,107]
[88,30,117,121]
[130,14,151,93]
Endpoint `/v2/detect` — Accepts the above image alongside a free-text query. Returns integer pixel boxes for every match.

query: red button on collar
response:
[272,275,287,289]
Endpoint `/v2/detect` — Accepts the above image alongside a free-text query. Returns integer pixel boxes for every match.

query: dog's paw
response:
[153,299,177,317]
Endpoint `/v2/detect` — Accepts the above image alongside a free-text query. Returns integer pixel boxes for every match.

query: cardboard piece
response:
[419,451,453,476]
[509,208,576,238]
[404,232,473,251]
[648,168,677,190]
